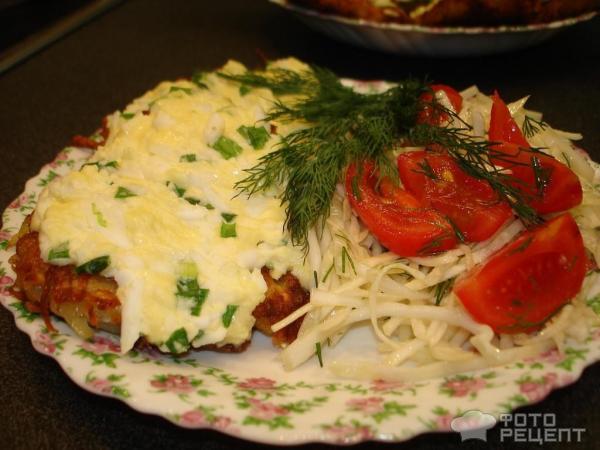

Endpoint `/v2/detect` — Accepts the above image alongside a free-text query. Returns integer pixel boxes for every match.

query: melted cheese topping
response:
[32,59,312,353]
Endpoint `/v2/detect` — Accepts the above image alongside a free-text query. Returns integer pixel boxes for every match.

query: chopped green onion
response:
[191,72,208,89]
[166,182,186,198]
[180,153,197,162]
[237,125,270,150]
[91,203,107,227]
[222,305,238,328]
[176,262,209,317]
[81,160,119,171]
[120,112,135,120]
[221,212,237,223]
[184,197,201,205]
[165,327,189,354]
[220,222,237,238]
[169,86,193,95]
[48,242,69,261]
[239,85,250,96]
[115,186,137,199]
[211,136,243,160]
[75,255,110,275]
[315,342,323,367]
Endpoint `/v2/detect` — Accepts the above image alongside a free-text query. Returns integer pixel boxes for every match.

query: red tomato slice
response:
[493,142,583,214]
[346,162,457,257]
[489,92,582,214]
[397,150,513,242]
[489,91,530,148]
[418,84,463,125]
[454,213,586,334]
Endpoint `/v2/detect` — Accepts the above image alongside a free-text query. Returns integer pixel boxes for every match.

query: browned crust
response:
[9,219,309,353]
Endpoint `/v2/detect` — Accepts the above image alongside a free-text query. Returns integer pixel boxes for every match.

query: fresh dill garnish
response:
[341,246,357,275]
[322,261,335,283]
[522,115,548,139]
[220,65,544,249]
[315,342,324,367]
[434,278,454,306]
[446,216,466,244]
[415,158,438,180]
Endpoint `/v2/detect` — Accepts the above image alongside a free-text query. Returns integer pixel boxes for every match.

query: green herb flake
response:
[91,203,108,227]
[239,84,251,96]
[191,72,208,89]
[315,342,324,367]
[82,160,119,171]
[120,112,135,120]
[180,153,197,163]
[341,246,357,275]
[222,304,238,328]
[48,242,70,261]
[434,278,454,306]
[211,136,243,160]
[169,182,186,198]
[165,327,189,354]
[184,197,201,205]
[176,277,209,316]
[221,212,237,223]
[321,261,335,283]
[169,86,193,95]
[313,270,319,288]
[509,236,534,255]
[76,255,110,275]
[587,295,600,315]
[220,222,237,238]
[237,125,270,150]
[115,186,137,199]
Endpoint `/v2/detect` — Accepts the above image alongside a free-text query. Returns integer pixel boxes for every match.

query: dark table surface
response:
[1,1,599,449]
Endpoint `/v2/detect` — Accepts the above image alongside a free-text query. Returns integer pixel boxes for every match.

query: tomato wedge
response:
[489,92,582,214]
[454,213,586,334]
[346,162,457,257]
[418,84,463,125]
[397,150,513,242]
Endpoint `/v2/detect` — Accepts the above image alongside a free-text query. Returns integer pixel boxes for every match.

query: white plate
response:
[2,146,600,444]
[270,0,598,57]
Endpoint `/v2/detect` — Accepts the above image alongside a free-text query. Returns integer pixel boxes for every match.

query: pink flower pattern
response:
[442,377,486,397]
[346,397,385,415]
[435,414,454,431]
[9,194,28,209]
[528,348,564,364]
[48,151,69,168]
[247,398,288,421]
[179,410,208,427]
[237,377,276,390]
[82,335,120,353]
[0,230,11,241]
[88,378,113,395]
[151,374,195,394]
[0,275,14,295]
[518,373,570,402]
[32,331,56,354]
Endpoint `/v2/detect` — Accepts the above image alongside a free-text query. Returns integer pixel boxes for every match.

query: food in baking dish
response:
[289,0,599,26]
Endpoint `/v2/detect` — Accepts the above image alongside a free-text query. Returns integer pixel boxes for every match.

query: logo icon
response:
[451,410,497,442]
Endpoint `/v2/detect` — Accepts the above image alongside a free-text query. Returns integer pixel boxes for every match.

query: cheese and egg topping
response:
[31,59,312,353]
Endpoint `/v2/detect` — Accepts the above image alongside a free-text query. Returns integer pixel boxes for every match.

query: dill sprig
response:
[219,65,543,249]
[522,115,548,139]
